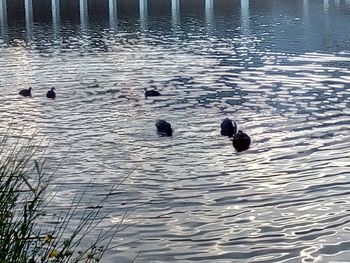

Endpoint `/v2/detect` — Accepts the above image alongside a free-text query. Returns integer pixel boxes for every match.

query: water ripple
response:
[1,1,350,262]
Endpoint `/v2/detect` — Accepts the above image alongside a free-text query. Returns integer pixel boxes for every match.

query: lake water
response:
[0,0,350,262]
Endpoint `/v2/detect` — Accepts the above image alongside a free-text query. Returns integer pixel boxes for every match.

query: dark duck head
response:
[220,118,237,138]
[19,87,32,97]
[156,120,173,137]
[46,87,56,99]
[232,130,251,152]
[144,87,161,99]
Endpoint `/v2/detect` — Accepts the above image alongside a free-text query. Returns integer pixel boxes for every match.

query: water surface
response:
[0,0,350,262]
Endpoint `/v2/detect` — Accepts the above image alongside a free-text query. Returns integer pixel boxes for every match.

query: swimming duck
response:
[144,87,161,99]
[232,130,251,152]
[220,118,237,138]
[156,120,173,137]
[46,87,56,99]
[19,87,32,97]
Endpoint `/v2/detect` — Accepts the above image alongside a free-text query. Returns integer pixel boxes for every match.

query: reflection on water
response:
[0,0,350,262]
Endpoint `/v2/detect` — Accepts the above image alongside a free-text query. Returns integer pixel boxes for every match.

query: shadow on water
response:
[1,0,350,262]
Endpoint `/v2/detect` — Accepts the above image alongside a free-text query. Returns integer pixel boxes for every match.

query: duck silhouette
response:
[46,87,56,99]
[144,87,161,99]
[232,130,251,152]
[156,120,173,137]
[19,87,32,97]
[220,118,237,138]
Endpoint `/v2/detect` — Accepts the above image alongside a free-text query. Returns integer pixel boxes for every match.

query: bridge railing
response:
[0,0,253,36]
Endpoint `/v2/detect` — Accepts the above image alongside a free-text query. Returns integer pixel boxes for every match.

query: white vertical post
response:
[24,0,33,25]
[24,0,33,39]
[0,0,7,40]
[205,0,213,9]
[323,0,329,31]
[303,0,309,13]
[109,0,117,29]
[52,0,60,32]
[172,0,180,12]
[323,0,329,11]
[0,0,7,24]
[205,0,213,32]
[171,0,180,29]
[240,0,249,34]
[303,0,310,35]
[80,0,88,29]
[139,0,147,31]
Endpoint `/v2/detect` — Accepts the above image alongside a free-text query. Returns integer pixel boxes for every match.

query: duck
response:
[144,87,161,99]
[220,118,237,138]
[19,87,32,97]
[232,130,251,152]
[46,87,56,99]
[156,120,173,137]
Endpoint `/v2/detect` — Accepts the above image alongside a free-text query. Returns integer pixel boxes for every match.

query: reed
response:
[0,131,129,263]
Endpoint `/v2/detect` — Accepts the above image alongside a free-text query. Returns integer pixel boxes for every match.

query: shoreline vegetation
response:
[0,130,133,263]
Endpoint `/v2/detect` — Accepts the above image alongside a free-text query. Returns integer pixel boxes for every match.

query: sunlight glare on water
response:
[0,0,350,262]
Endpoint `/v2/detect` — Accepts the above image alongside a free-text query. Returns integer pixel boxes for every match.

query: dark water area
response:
[0,0,350,262]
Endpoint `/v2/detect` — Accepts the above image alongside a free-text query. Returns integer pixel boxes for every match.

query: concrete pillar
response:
[80,0,88,29]
[24,0,33,25]
[0,0,7,40]
[52,0,60,30]
[0,0,7,24]
[303,0,310,35]
[205,0,213,32]
[171,0,180,12]
[24,0,33,39]
[139,0,147,31]
[323,0,329,10]
[323,0,329,11]
[171,0,180,29]
[240,0,249,34]
[303,0,309,13]
[323,0,329,31]
[109,0,117,29]
[205,0,213,9]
